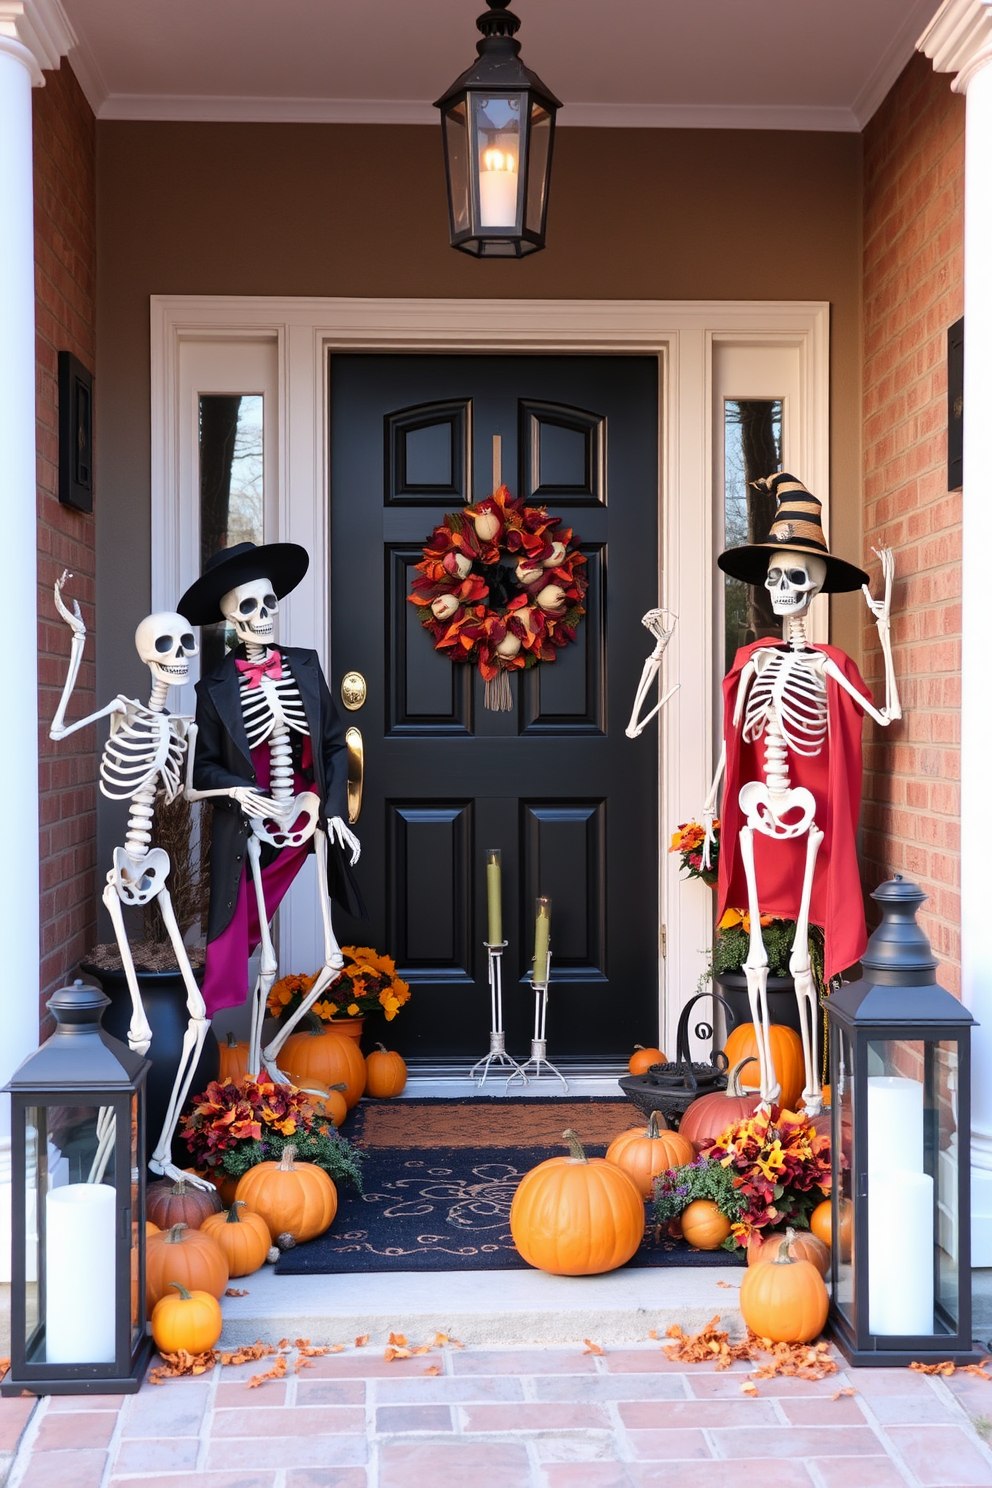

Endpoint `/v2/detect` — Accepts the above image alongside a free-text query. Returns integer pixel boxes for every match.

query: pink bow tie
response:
[235,649,283,690]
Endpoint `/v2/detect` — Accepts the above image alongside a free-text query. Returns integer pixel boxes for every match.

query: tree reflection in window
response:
[723,398,783,672]
[198,394,264,673]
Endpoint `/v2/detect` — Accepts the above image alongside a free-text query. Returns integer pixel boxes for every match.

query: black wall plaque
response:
[58,351,94,512]
[948,316,963,492]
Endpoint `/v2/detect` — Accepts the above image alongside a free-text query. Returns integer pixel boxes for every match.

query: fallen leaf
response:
[831,1388,857,1399]
[247,1356,288,1388]
[225,1289,249,1298]
[424,1364,442,1376]
[412,1345,432,1356]
[0,1359,9,1381]
[388,1332,408,1347]
[384,1346,412,1362]
[741,1381,759,1397]
[434,1332,449,1347]
[716,1281,735,1289]
[583,1340,604,1356]
[648,1329,658,1341]
[355,1335,370,1348]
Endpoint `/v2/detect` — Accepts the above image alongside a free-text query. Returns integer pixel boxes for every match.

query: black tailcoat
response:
[192,646,366,947]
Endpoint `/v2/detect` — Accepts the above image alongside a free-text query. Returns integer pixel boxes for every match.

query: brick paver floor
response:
[3,1341,992,1487]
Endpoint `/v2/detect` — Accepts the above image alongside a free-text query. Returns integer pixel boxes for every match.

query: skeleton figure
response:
[49,573,212,1186]
[704,475,901,1115]
[179,544,363,1083]
[625,608,679,739]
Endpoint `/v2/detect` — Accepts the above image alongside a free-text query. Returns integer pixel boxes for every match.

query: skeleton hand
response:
[702,810,718,872]
[328,815,361,865]
[862,546,894,629]
[54,570,86,640]
[230,786,280,820]
[640,608,677,660]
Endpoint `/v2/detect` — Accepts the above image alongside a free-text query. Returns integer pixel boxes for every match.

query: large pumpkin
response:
[234,1144,337,1242]
[279,1024,366,1108]
[146,1175,222,1231]
[146,1222,229,1310]
[201,1201,271,1277]
[365,1044,407,1099]
[151,1283,223,1355]
[723,1023,805,1112]
[510,1129,645,1276]
[678,1058,761,1152]
[628,1045,666,1076]
[747,1226,829,1277]
[217,1031,250,1084]
[605,1111,695,1199]
[681,1199,732,1250]
[739,1230,829,1343]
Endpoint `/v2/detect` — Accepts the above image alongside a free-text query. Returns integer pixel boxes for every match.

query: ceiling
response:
[60,0,942,131]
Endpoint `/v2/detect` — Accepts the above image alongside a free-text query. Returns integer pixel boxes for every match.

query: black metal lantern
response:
[3,981,153,1395]
[827,877,981,1366]
[435,1,561,257]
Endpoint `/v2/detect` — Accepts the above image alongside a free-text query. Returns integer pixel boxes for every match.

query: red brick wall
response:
[861,52,964,990]
[34,63,98,1018]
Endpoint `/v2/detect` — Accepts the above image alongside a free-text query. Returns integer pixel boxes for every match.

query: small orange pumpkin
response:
[280,1020,366,1108]
[234,1144,337,1243]
[151,1282,223,1355]
[678,1058,761,1153]
[217,1030,250,1084]
[628,1044,666,1076]
[739,1228,829,1343]
[605,1111,695,1199]
[296,1080,348,1129]
[365,1044,407,1099]
[681,1199,732,1250]
[723,1023,805,1112]
[146,1175,222,1231]
[747,1226,829,1277]
[146,1222,229,1311]
[201,1200,272,1277]
[811,1197,851,1259]
[510,1129,645,1276]
[145,1220,160,1236]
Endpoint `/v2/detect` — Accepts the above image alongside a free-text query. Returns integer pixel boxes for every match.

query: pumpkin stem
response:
[169,1282,193,1300]
[225,1201,246,1225]
[729,1057,759,1098]
[169,1177,189,1195]
[279,1144,298,1171]
[771,1228,798,1265]
[166,1222,188,1244]
[304,1011,324,1036]
[329,1082,347,1092]
[225,1031,238,1049]
[634,1044,647,1051]
[562,1129,587,1164]
[647,1110,669,1139]
[375,1042,388,1054]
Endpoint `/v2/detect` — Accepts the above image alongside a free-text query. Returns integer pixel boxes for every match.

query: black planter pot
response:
[715,970,802,1039]
[81,963,219,1173]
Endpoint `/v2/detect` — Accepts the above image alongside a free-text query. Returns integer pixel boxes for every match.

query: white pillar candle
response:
[868,1169,935,1334]
[479,150,519,226]
[45,1184,117,1363]
[867,1075,924,1173]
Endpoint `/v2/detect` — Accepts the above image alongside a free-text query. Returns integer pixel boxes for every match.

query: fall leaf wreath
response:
[407,484,588,710]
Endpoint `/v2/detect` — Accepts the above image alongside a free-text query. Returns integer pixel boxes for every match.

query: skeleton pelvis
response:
[250,791,320,850]
[738,781,816,840]
[110,846,171,906]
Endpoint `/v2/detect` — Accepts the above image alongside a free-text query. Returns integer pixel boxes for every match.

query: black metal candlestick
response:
[507,950,568,1092]
[470,941,527,1087]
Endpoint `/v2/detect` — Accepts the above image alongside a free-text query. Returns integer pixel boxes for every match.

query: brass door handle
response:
[346,726,363,824]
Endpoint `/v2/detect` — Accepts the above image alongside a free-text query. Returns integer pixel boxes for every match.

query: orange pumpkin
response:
[151,1283,223,1355]
[681,1199,732,1250]
[296,1080,348,1129]
[146,1175,222,1231]
[217,1031,250,1084]
[146,1222,229,1311]
[678,1058,761,1153]
[739,1229,829,1343]
[365,1044,407,1099]
[723,1023,805,1113]
[747,1226,829,1277]
[145,1220,160,1236]
[811,1197,851,1259]
[201,1201,272,1277]
[628,1044,666,1076]
[605,1111,695,1199]
[280,1023,366,1108]
[234,1144,337,1243]
[510,1129,645,1276]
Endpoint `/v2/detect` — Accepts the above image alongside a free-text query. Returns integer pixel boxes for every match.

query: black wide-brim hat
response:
[178,542,310,626]
[717,472,869,594]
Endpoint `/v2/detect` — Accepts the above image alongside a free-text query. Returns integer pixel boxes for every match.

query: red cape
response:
[716,641,871,983]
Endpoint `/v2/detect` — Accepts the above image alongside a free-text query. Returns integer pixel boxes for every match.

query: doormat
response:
[275,1097,746,1275]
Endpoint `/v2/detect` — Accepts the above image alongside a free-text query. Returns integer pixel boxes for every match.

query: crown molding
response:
[853,0,941,125]
[919,0,992,91]
[0,0,74,84]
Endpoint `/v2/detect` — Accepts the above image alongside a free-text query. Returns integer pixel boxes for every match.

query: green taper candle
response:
[533,895,551,984]
[486,849,502,945]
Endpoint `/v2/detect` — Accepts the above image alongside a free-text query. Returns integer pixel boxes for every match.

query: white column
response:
[0,0,75,1282]
[920,0,992,1265]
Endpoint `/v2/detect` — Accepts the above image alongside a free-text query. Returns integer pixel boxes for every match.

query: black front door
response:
[329,354,658,1066]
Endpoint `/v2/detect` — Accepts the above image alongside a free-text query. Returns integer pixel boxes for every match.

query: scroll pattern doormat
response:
[275,1097,746,1274]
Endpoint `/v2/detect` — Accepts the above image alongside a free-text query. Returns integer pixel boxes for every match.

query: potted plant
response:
[706,910,825,1041]
[267,946,411,1045]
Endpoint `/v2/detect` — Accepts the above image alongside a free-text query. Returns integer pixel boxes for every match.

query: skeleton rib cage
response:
[239,670,310,808]
[742,649,828,759]
[99,702,186,804]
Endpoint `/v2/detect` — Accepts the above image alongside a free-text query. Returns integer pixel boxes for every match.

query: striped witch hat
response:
[717,472,868,594]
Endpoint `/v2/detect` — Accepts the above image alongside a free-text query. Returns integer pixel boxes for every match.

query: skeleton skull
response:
[135,613,198,684]
[221,577,279,646]
[764,550,826,617]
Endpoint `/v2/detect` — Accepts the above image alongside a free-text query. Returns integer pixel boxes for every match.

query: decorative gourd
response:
[201,1200,271,1277]
[151,1282,223,1355]
[217,1031,250,1084]
[811,1197,851,1259]
[739,1229,829,1343]
[280,1019,366,1108]
[747,1226,829,1276]
[297,1081,348,1129]
[628,1044,666,1076]
[365,1044,407,1099]
[605,1111,695,1199]
[234,1144,337,1243]
[678,1058,761,1152]
[723,1022,805,1113]
[510,1129,645,1276]
[146,1222,229,1310]
[146,1175,222,1231]
[681,1199,732,1250]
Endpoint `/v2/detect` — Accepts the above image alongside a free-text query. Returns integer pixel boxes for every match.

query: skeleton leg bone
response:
[101,879,153,1055]
[263,828,344,1077]
[739,825,780,1105]
[147,886,213,1188]
[790,822,824,1117]
[245,832,278,1079]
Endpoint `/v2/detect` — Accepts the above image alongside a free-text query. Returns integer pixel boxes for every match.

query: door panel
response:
[329,354,658,1065]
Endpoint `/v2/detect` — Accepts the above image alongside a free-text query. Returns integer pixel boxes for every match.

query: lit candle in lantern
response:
[533,896,551,985]
[46,1183,117,1363]
[479,147,518,226]
[486,848,502,945]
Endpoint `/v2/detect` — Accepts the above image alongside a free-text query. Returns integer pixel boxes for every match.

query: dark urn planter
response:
[714,970,802,1039]
[81,963,219,1173]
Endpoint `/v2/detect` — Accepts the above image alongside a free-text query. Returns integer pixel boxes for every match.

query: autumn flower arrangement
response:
[654,1105,831,1250]
[267,947,411,1024]
[709,911,825,991]
[180,1076,364,1190]
[669,819,720,887]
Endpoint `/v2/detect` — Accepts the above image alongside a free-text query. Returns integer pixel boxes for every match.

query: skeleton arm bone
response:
[182,720,280,821]
[698,660,754,870]
[49,572,129,739]
[861,546,902,722]
[821,657,899,729]
[625,609,679,738]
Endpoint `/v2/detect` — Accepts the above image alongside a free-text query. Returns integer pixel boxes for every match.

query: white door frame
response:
[151,295,829,1060]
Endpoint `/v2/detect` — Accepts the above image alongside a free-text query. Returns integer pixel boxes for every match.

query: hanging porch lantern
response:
[826,877,981,1366]
[3,981,153,1395]
[435,1,561,257]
